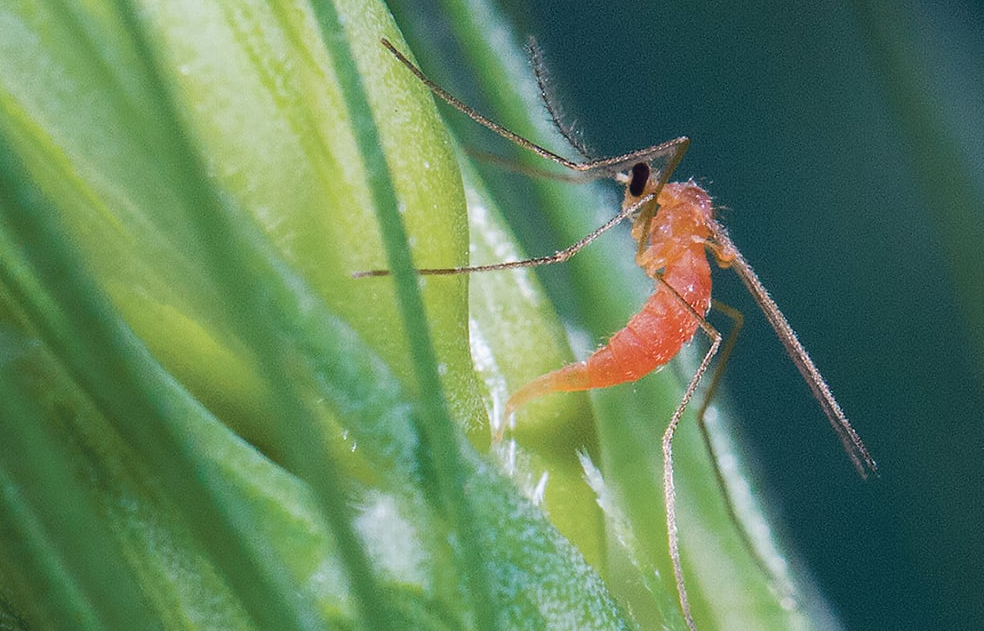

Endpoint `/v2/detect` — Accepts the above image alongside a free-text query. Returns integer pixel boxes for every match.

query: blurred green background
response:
[473,1,982,629]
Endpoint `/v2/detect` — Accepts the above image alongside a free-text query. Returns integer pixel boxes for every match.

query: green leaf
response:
[0,0,641,630]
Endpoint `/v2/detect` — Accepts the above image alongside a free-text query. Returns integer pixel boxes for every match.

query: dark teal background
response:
[499,1,983,630]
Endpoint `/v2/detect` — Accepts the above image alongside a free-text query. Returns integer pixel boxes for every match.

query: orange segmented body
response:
[505,179,726,417]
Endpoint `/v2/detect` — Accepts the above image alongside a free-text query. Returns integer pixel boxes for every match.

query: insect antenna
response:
[356,40,691,279]
[527,36,592,159]
[380,38,690,180]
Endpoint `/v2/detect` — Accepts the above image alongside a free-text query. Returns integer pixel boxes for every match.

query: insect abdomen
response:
[504,182,714,417]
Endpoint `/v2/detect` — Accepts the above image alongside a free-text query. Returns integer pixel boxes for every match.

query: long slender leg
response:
[691,301,778,581]
[464,148,585,182]
[352,192,655,278]
[709,221,877,478]
[695,301,746,529]
[649,274,722,631]
[662,315,721,631]
[695,301,743,423]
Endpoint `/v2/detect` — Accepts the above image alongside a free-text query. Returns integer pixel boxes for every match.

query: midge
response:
[363,37,877,630]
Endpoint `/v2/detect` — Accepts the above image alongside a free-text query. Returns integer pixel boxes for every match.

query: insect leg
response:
[662,319,721,631]
[708,221,878,478]
[651,274,722,631]
[691,300,781,583]
[352,192,655,278]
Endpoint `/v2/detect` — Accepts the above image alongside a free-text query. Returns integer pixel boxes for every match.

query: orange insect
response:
[367,38,878,631]
[504,178,724,418]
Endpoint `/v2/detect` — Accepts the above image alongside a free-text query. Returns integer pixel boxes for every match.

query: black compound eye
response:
[629,162,650,197]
